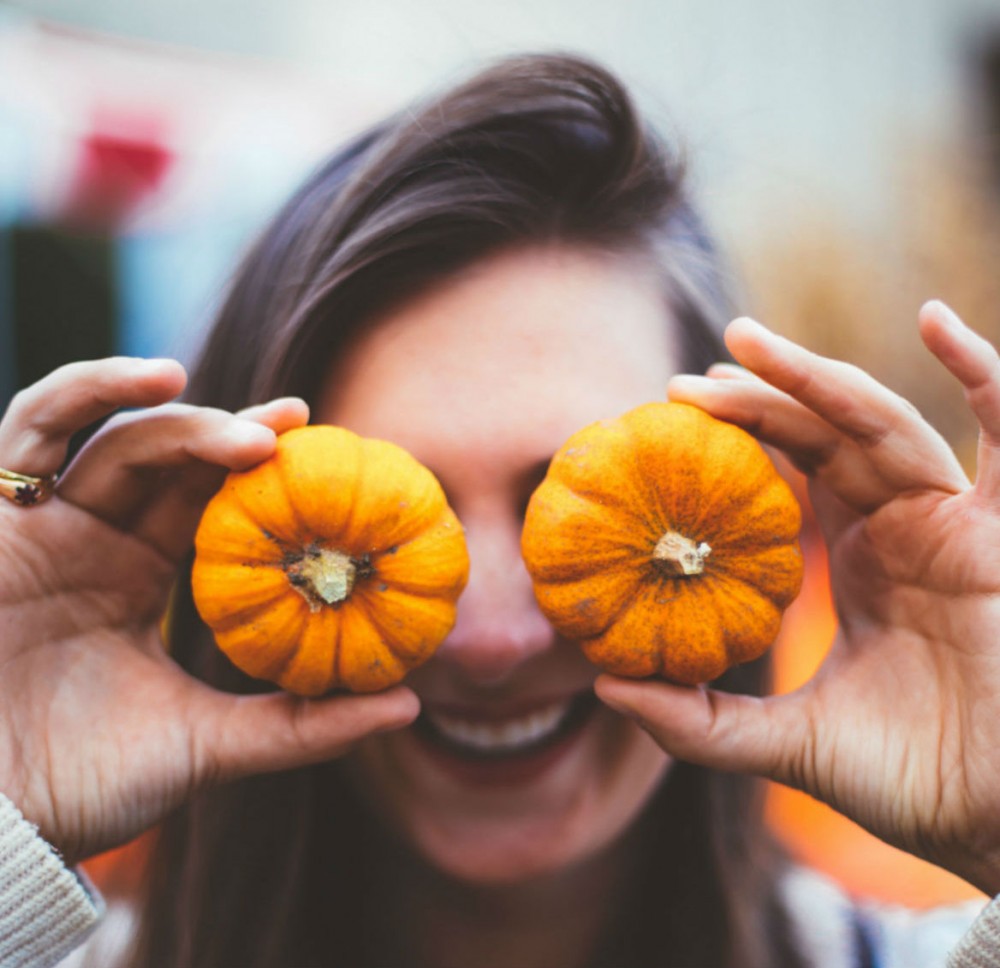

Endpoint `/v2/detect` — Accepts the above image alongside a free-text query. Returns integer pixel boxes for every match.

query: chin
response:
[342,700,672,887]
[413,820,608,886]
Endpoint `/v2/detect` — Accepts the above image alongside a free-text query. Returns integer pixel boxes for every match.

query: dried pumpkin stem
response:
[653,530,711,577]
[291,548,358,610]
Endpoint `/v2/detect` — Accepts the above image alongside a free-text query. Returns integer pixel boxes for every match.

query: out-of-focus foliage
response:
[741,143,1000,469]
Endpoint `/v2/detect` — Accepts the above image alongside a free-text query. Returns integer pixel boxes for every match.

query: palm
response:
[804,487,1000,863]
[0,503,193,862]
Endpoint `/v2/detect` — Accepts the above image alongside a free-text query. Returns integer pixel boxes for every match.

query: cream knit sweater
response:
[0,795,102,968]
[0,791,998,968]
[946,897,1000,968]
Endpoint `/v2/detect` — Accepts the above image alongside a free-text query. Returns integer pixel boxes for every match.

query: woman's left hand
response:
[595,300,1000,896]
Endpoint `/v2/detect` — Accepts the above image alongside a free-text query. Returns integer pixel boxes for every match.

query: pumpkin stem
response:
[290,548,358,610]
[653,531,711,577]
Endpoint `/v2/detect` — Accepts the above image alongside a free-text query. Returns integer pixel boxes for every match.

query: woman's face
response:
[318,245,680,885]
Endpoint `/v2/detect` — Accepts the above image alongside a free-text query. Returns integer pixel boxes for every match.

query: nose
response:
[433,514,556,686]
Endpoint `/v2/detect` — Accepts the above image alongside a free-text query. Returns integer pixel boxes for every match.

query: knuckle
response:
[101,402,217,436]
[4,385,39,425]
[189,719,224,789]
[978,428,1000,453]
[781,711,819,794]
[99,409,143,434]
[287,698,319,751]
[11,425,49,461]
[4,360,110,427]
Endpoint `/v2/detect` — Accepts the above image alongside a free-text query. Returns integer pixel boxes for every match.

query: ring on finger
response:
[0,468,58,507]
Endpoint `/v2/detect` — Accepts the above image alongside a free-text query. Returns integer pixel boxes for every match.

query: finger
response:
[669,372,930,513]
[723,317,967,499]
[918,301,1000,502]
[0,358,186,476]
[193,685,421,783]
[723,317,918,445]
[703,362,760,382]
[594,674,809,787]
[669,372,837,473]
[236,397,310,427]
[57,405,277,534]
[130,398,311,560]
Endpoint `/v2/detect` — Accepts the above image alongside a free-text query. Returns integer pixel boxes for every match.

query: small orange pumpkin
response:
[521,402,803,684]
[192,425,469,695]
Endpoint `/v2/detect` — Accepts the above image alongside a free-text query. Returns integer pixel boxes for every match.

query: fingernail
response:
[594,686,637,719]
[375,705,421,733]
[238,397,310,421]
[926,300,963,329]
[707,363,751,378]
[137,357,184,376]
[668,374,717,393]
[730,315,766,331]
[599,698,649,731]
[253,396,307,410]
[607,704,640,722]
[740,318,787,344]
[233,422,276,446]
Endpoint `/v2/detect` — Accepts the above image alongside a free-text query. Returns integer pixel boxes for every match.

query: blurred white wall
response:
[7,0,1000,247]
[4,0,1000,375]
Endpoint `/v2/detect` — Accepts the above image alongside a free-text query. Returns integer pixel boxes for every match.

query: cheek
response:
[340,707,672,884]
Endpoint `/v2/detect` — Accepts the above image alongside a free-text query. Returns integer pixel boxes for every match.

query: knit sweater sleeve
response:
[946,895,1000,968]
[0,793,103,968]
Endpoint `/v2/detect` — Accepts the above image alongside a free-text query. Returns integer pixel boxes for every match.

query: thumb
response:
[594,674,808,784]
[191,685,421,784]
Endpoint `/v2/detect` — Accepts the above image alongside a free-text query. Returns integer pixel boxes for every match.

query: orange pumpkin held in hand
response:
[521,402,803,684]
[192,426,470,695]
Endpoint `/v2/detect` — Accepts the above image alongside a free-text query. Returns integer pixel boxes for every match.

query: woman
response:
[1,53,999,967]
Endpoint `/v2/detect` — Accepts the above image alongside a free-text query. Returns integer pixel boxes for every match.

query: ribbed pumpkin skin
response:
[521,402,803,684]
[192,426,469,695]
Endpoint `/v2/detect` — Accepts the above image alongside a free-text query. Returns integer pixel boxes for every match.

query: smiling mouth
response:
[415,692,599,760]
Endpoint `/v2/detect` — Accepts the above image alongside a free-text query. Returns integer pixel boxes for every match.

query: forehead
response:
[317,246,679,460]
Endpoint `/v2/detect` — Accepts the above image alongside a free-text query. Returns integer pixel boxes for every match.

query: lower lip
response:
[409,700,598,788]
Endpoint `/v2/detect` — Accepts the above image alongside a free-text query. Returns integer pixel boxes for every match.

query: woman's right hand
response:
[0,358,420,865]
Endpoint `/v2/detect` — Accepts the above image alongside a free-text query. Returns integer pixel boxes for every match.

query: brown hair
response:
[129,52,807,968]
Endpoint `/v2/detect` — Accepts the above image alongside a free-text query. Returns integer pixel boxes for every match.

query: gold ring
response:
[0,469,58,507]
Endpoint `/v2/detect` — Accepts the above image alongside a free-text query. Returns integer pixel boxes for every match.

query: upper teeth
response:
[426,700,571,752]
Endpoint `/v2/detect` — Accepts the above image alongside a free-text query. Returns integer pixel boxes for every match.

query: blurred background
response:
[3,0,1000,910]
